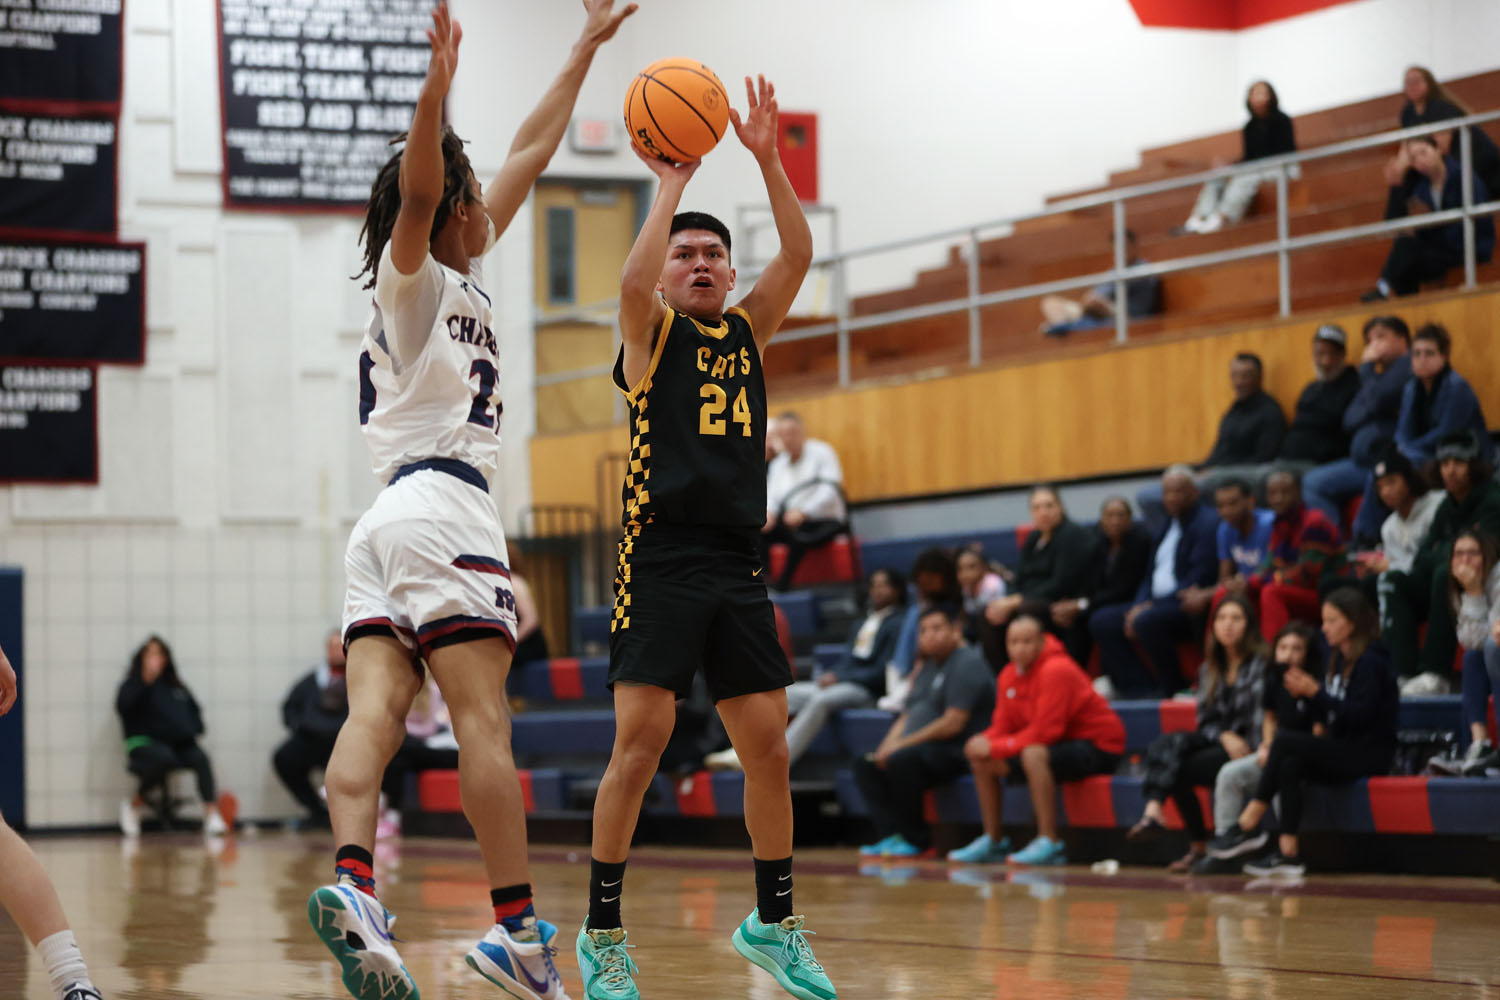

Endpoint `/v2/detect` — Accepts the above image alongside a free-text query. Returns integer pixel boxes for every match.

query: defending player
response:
[0,646,104,1000]
[576,76,835,1000]
[307,4,635,1000]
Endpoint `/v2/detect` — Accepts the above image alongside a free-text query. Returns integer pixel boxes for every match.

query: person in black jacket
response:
[272,631,350,825]
[1138,353,1286,531]
[707,568,906,771]
[1207,587,1398,877]
[1383,67,1500,222]
[1179,80,1297,234]
[1050,496,1154,666]
[116,635,226,837]
[1273,325,1361,472]
[979,485,1097,671]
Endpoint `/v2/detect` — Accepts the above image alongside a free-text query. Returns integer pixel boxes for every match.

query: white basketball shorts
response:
[342,466,517,659]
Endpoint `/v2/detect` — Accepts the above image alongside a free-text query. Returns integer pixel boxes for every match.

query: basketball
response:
[624,57,731,163]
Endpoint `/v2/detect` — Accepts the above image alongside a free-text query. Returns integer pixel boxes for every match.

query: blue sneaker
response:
[731,909,837,1000]
[1008,835,1067,867]
[466,916,569,999]
[575,921,638,1000]
[307,883,419,1000]
[881,835,923,858]
[857,834,898,857]
[947,833,1011,864]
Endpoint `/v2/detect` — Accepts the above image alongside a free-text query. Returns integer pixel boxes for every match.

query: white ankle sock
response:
[38,929,93,998]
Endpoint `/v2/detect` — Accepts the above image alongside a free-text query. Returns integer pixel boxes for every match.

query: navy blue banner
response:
[0,111,118,236]
[0,239,145,363]
[0,364,98,483]
[0,1,123,109]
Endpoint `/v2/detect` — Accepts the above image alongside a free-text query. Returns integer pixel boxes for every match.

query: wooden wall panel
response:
[531,287,1500,520]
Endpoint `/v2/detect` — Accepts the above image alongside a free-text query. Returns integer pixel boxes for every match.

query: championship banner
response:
[0,0,124,110]
[0,110,118,236]
[0,363,98,484]
[0,239,146,363]
[218,0,431,211]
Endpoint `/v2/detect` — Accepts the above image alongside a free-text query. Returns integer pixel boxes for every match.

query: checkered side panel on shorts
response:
[614,390,653,635]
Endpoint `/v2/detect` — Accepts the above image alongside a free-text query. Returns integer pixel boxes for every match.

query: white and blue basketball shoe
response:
[466,916,570,1000]
[307,883,419,1000]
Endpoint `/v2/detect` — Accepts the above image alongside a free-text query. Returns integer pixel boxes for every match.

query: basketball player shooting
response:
[306,4,635,1000]
[576,76,835,1000]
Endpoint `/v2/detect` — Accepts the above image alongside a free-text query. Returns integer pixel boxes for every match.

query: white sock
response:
[38,929,93,998]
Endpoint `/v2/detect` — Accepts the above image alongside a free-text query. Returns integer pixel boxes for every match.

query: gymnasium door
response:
[532,179,642,435]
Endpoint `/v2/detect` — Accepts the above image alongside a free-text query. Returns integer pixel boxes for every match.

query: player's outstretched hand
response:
[729,74,778,164]
[580,0,638,47]
[0,646,15,716]
[421,2,462,102]
[633,143,700,184]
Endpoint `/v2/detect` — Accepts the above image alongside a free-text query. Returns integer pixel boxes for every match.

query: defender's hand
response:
[579,0,638,47]
[421,3,462,102]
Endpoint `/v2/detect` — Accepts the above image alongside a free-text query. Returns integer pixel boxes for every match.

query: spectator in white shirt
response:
[1359,451,1441,577]
[762,412,847,589]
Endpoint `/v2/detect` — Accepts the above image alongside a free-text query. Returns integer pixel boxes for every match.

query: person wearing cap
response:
[272,630,351,826]
[1379,431,1500,694]
[1272,324,1361,472]
[1303,316,1413,545]
[1394,323,1493,469]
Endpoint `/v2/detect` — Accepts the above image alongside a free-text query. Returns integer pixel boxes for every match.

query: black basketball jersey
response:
[613,305,767,530]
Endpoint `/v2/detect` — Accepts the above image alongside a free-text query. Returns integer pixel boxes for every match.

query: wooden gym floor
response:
[3,833,1498,999]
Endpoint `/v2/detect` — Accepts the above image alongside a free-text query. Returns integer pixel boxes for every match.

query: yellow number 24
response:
[699,383,753,437]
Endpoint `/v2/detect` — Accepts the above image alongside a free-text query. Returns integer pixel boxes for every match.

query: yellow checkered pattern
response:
[614,393,653,633]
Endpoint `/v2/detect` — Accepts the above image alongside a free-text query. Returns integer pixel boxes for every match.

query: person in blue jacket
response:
[1090,466,1222,698]
[1394,323,1493,468]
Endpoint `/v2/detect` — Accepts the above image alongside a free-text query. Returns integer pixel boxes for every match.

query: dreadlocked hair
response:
[355,126,478,289]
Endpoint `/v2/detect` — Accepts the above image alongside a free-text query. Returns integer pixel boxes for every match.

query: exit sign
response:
[570,117,619,154]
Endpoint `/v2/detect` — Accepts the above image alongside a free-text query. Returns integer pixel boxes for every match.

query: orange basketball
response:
[624,58,730,163]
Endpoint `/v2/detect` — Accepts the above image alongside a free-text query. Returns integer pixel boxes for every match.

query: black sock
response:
[755,856,794,924]
[588,858,627,930]
[334,844,376,897]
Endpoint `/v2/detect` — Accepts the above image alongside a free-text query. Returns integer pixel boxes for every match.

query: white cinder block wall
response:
[3,0,1495,828]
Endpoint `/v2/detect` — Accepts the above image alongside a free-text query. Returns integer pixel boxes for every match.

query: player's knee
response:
[1020,744,1051,772]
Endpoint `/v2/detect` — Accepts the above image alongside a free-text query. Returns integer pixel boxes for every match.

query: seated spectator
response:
[1428,531,1500,776]
[1214,478,1275,586]
[979,485,1096,669]
[1349,450,1440,595]
[1209,588,1398,878]
[1200,623,1325,874]
[948,613,1125,866]
[1091,466,1220,698]
[709,568,906,772]
[881,547,963,711]
[956,546,1006,642]
[1363,137,1494,301]
[854,605,995,858]
[381,679,461,839]
[1137,353,1286,531]
[1124,597,1267,872]
[1051,496,1154,666]
[1039,230,1161,338]
[1394,324,1493,469]
[1220,468,1346,641]
[1177,81,1296,234]
[1303,316,1413,544]
[508,552,549,667]
[116,635,227,838]
[272,630,349,827]
[1381,431,1500,694]
[1456,617,1500,777]
[762,412,846,590]
[1275,325,1361,475]
[1384,66,1500,221]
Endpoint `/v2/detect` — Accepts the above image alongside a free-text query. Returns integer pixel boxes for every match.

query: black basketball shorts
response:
[608,523,793,702]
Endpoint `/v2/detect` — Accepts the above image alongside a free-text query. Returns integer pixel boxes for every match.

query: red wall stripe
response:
[1129,0,1362,31]
[549,658,585,700]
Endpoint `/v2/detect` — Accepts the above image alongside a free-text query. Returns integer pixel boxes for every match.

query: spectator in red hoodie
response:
[1218,468,1346,640]
[947,613,1125,867]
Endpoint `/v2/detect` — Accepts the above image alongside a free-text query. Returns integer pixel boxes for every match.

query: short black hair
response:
[1214,477,1253,499]
[1232,352,1264,375]
[870,567,906,596]
[671,212,731,257]
[1265,465,1302,488]
[1413,322,1451,356]
[919,602,962,625]
[1245,79,1280,117]
[1363,314,1411,345]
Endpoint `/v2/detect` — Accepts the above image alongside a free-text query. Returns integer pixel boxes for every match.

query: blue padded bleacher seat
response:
[770,590,820,637]
[834,709,896,757]
[575,606,610,648]
[511,709,616,756]
[812,643,844,674]
[857,528,1023,581]
[513,656,610,703]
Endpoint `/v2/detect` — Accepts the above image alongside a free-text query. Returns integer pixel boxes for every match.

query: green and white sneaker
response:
[731,909,836,1000]
[575,921,639,1000]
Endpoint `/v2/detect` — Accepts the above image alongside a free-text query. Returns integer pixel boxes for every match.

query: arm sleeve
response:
[1029,526,1096,601]
[1204,412,1234,466]
[889,606,919,676]
[1196,685,1225,742]
[1457,592,1492,651]
[944,657,992,715]
[1285,518,1343,589]
[851,617,903,689]
[281,677,304,731]
[991,666,1073,758]
[1394,382,1418,454]
[793,443,845,520]
[1186,516,1221,588]
[116,676,146,717]
[1275,114,1297,154]
[1251,398,1287,462]
[374,243,445,372]
[1327,660,1392,738]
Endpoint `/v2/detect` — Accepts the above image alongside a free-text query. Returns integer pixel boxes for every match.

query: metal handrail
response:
[535,108,1500,389]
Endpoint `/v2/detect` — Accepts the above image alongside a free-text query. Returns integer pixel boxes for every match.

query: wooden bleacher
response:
[763,70,1500,394]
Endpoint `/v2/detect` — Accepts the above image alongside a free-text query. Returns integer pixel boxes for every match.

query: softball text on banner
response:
[0,0,124,107]
[0,363,98,484]
[218,0,431,210]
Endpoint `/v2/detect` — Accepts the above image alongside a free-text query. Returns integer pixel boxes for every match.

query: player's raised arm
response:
[387,3,462,276]
[731,74,813,351]
[482,0,638,238]
[616,150,697,389]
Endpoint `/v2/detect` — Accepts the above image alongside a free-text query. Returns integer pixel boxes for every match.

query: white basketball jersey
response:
[358,243,502,485]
